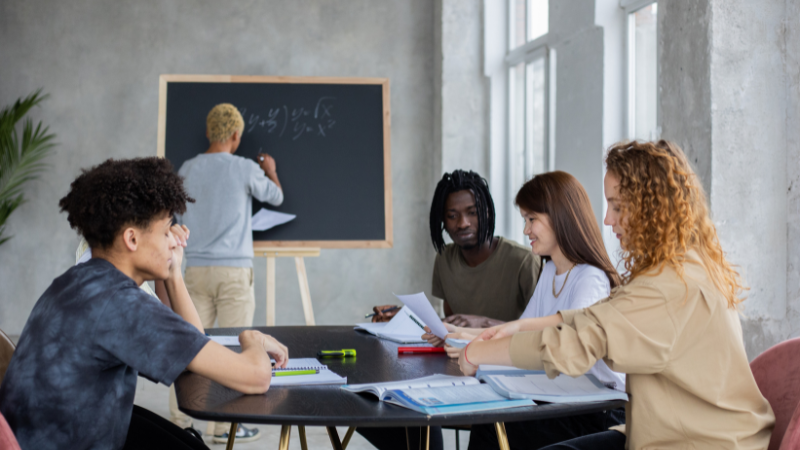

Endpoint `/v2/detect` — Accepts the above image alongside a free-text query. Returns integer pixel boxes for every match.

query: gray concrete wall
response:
[658,0,713,196]
[0,0,437,333]
[659,0,800,359]
[435,0,489,179]
[551,0,607,227]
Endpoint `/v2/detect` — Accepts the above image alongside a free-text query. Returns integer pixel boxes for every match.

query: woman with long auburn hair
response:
[431,171,627,449]
[455,141,774,449]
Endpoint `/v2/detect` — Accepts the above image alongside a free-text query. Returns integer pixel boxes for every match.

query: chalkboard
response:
[157,75,392,248]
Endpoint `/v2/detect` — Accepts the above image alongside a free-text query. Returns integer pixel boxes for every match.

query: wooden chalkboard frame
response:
[157,74,393,249]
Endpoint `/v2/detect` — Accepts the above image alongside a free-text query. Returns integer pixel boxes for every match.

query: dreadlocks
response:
[429,170,496,254]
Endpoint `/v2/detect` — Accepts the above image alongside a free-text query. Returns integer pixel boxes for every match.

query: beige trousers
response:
[169,266,255,435]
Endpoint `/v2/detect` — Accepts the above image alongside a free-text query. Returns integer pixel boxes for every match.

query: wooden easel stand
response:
[254,247,320,326]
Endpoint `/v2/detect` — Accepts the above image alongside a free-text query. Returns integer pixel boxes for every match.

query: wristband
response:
[463,341,477,367]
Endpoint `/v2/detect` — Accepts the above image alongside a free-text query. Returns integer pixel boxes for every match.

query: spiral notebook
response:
[271,358,347,386]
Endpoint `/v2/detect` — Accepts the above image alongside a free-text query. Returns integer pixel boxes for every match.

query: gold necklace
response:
[552,264,575,298]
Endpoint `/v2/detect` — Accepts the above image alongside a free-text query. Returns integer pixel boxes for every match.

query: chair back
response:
[751,337,800,450]
[780,402,800,450]
[0,328,15,385]
[0,411,21,450]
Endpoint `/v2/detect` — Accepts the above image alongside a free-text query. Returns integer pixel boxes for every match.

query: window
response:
[507,0,552,242]
[626,2,658,140]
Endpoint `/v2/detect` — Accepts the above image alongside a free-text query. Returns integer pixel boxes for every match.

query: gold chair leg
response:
[279,424,292,450]
[225,422,238,450]
[299,425,308,450]
[405,427,411,450]
[326,426,345,450]
[495,422,510,450]
[341,426,356,449]
[422,426,430,450]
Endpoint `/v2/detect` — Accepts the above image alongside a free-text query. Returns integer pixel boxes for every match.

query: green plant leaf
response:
[0,90,56,247]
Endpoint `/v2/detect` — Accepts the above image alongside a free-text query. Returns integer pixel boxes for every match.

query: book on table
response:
[354,306,429,344]
[341,374,534,415]
[476,365,629,403]
[270,358,347,386]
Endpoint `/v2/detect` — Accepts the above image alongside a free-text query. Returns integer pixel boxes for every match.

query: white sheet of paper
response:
[393,292,449,338]
[208,335,240,346]
[251,208,296,231]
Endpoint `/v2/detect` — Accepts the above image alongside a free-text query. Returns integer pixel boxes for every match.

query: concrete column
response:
[659,0,796,358]
[433,0,490,182]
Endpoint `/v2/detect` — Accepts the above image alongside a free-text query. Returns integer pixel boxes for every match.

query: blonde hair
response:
[605,140,747,308]
[206,103,244,143]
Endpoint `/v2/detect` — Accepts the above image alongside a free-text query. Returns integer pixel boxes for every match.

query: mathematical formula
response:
[239,96,336,141]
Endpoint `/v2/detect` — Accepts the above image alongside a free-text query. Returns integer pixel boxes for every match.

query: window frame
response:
[623,0,659,140]
[504,0,555,243]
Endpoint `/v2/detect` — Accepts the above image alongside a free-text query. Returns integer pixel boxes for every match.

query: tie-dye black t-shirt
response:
[0,258,209,450]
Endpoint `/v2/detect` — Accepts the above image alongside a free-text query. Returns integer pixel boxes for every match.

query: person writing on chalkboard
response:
[0,157,289,450]
[371,170,541,327]
[173,103,284,444]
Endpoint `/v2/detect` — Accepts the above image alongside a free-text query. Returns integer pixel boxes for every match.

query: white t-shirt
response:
[520,261,626,391]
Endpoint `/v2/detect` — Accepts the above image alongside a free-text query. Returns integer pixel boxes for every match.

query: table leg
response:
[298,425,308,450]
[267,256,276,326]
[326,426,345,450]
[279,424,292,450]
[225,422,238,450]
[403,427,430,450]
[494,422,510,450]
[341,426,356,449]
[295,256,316,325]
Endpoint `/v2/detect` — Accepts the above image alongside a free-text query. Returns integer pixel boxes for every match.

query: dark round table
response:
[175,326,626,450]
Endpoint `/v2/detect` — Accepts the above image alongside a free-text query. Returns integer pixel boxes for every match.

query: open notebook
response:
[271,358,347,386]
[476,365,628,403]
[342,374,533,415]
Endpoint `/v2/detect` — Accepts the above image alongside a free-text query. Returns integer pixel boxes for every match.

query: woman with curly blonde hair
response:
[454,140,775,449]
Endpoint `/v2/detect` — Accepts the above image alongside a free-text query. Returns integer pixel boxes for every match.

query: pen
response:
[318,349,357,357]
[273,369,319,377]
[397,347,446,354]
[365,306,400,318]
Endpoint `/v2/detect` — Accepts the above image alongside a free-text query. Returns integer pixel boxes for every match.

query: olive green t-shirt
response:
[432,237,541,322]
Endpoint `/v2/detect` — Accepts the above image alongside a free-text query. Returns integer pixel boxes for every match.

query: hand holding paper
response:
[393,292,450,338]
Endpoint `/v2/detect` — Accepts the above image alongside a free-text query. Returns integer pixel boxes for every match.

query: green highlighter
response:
[273,369,319,377]
[317,349,356,357]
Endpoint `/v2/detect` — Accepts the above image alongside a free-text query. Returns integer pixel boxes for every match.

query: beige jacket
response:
[509,250,774,449]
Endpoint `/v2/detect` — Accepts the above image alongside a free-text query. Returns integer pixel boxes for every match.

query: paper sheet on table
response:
[251,208,296,231]
[208,335,240,346]
[393,292,449,338]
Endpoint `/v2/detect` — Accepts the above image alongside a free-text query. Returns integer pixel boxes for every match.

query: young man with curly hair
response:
[173,103,284,443]
[0,157,289,450]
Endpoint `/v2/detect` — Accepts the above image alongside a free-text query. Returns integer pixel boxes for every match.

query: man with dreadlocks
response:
[372,170,540,328]
[359,170,540,450]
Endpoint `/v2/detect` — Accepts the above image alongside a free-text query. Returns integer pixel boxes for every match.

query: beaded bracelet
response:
[464,341,477,367]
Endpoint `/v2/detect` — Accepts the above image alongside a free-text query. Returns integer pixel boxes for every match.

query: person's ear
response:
[121,227,138,252]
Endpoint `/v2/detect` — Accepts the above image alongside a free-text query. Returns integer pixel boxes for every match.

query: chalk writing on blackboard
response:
[239,96,336,141]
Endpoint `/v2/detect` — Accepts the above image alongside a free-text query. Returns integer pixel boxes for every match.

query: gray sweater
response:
[176,153,283,267]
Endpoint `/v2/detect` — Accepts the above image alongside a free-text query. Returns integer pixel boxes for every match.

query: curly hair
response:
[429,170,495,253]
[206,103,244,143]
[59,157,195,250]
[605,140,746,308]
